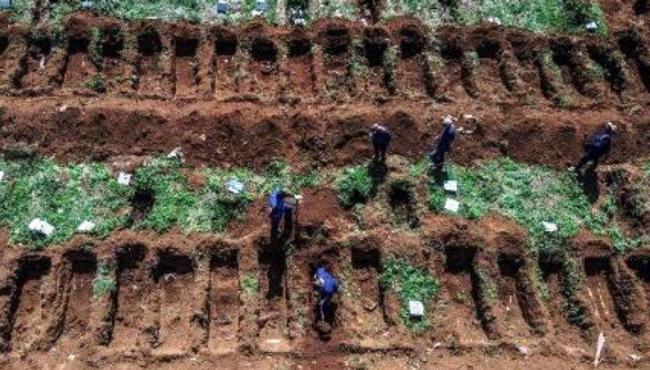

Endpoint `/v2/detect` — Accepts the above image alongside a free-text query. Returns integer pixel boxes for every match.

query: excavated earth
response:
[0,6,649,370]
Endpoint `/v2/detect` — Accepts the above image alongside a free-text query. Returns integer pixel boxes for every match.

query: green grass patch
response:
[380,257,440,331]
[0,156,320,248]
[427,158,639,254]
[336,165,373,209]
[0,158,132,249]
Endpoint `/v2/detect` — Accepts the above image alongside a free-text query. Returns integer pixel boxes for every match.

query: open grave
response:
[583,257,620,330]
[213,28,239,100]
[63,35,96,88]
[284,33,316,99]
[626,253,650,315]
[344,246,388,344]
[617,30,650,94]
[19,32,53,89]
[1,256,52,352]
[99,25,126,92]
[357,27,393,97]
[320,26,353,99]
[471,37,512,102]
[433,246,490,343]
[257,244,290,351]
[494,253,545,337]
[240,36,278,99]
[151,250,195,355]
[393,25,428,98]
[174,37,200,97]
[136,26,170,96]
[208,249,240,354]
[56,250,97,351]
[110,244,150,351]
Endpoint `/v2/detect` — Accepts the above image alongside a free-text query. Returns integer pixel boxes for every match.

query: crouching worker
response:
[430,115,457,175]
[313,265,338,336]
[268,188,295,242]
[574,121,617,174]
[369,123,392,163]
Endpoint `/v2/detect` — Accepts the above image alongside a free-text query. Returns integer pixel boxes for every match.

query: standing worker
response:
[314,265,338,324]
[369,123,392,163]
[430,115,457,172]
[268,188,295,241]
[573,121,617,174]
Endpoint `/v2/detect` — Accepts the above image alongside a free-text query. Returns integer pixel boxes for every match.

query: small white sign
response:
[167,147,183,161]
[542,222,558,233]
[226,179,244,194]
[586,21,598,31]
[444,180,458,192]
[29,218,55,236]
[117,172,131,186]
[409,300,424,318]
[444,198,460,213]
[77,221,96,233]
[0,171,4,181]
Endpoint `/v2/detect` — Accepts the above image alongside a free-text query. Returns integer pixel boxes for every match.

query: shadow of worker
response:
[367,160,388,196]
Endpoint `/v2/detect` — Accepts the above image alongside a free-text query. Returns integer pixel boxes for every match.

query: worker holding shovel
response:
[313,265,338,336]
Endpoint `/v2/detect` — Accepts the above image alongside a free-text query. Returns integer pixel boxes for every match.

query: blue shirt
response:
[436,124,456,152]
[315,267,338,299]
[268,190,285,219]
[586,128,612,154]
[372,129,391,147]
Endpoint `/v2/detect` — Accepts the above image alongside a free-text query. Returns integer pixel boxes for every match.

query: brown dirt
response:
[0,8,650,369]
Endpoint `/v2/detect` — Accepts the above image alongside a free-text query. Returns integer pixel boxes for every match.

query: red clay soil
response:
[1,9,650,370]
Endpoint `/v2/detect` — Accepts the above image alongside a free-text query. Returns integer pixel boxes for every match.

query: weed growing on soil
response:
[93,263,117,297]
[380,257,440,331]
[475,268,498,301]
[0,158,132,248]
[86,74,106,92]
[50,1,82,37]
[336,165,373,208]
[90,27,103,68]
[241,272,259,295]
[95,0,203,22]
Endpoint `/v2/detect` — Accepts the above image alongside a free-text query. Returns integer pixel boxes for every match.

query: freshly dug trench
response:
[634,0,649,15]
[582,257,619,328]
[174,37,200,96]
[102,30,124,59]
[57,250,97,349]
[64,36,95,87]
[2,256,52,352]
[257,245,290,347]
[138,28,162,56]
[626,254,650,312]
[439,245,495,340]
[251,37,277,62]
[586,44,626,93]
[287,37,312,58]
[215,32,238,56]
[476,39,501,59]
[617,32,650,92]
[349,247,386,333]
[152,252,195,352]
[399,26,425,59]
[322,27,351,55]
[110,244,149,350]
[496,253,546,335]
[208,250,240,354]
[363,28,389,67]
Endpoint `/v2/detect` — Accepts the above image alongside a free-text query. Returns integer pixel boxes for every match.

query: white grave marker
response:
[29,218,55,236]
[77,221,96,233]
[444,180,458,192]
[444,198,460,213]
[409,300,424,318]
[117,172,131,186]
[542,221,558,233]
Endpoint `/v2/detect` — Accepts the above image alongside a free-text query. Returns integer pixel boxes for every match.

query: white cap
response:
[442,115,454,125]
[606,121,618,132]
[314,276,325,287]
